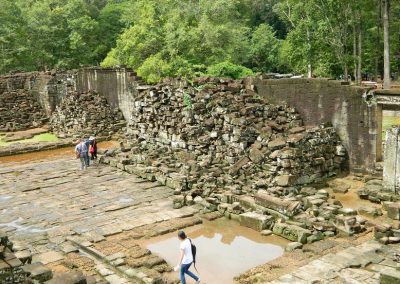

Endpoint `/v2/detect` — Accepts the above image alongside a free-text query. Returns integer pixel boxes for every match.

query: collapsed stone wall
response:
[102,77,347,200]
[253,77,376,174]
[0,74,48,131]
[49,90,126,138]
[0,71,75,132]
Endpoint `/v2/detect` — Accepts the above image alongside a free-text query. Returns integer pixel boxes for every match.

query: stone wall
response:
[76,68,143,122]
[0,72,75,131]
[0,68,376,174]
[49,90,126,138]
[253,78,377,174]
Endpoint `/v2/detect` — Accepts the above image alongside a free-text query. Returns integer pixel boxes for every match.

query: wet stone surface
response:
[0,156,198,283]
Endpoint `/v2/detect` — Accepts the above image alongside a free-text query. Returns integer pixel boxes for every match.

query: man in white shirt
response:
[175,231,200,284]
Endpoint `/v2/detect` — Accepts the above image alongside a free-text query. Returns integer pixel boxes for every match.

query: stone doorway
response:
[374,90,400,163]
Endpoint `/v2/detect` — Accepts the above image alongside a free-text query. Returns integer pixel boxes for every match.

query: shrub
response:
[206,61,253,79]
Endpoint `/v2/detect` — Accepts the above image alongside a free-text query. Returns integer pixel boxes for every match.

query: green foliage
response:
[183,92,193,109]
[137,53,169,84]
[249,23,282,72]
[1,0,399,84]
[207,61,254,79]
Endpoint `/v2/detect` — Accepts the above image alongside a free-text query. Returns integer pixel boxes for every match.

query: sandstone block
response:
[272,223,311,244]
[239,212,274,231]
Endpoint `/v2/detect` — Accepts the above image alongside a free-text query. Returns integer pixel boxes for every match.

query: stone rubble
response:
[99,77,358,243]
[49,90,126,138]
[0,230,95,284]
[0,76,48,131]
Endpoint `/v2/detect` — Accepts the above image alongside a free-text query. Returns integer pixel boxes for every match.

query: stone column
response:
[383,127,400,193]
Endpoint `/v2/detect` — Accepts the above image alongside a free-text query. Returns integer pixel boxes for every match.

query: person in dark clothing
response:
[89,136,97,160]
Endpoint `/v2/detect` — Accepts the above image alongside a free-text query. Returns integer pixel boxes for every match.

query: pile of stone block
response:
[99,77,354,244]
[50,90,126,138]
[374,224,400,245]
[103,77,346,201]
[0,76,48,132]
[358,179,400,203]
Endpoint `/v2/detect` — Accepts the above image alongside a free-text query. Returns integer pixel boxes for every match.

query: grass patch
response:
[30,133,59,142]
[0,132,59,147]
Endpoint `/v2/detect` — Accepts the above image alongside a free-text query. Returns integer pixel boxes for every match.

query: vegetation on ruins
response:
[0,0,399,84]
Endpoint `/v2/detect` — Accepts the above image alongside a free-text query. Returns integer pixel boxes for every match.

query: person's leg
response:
[183,263,199,281]
[180,263,189,284]
[84,153,90,167]
[80,156,85,170]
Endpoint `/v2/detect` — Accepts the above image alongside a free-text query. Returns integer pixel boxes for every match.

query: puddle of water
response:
[0,195,12,202]
[119,197,133,203]
[142,218,287,284]
[0,141,118,164]
[0,217,52,233]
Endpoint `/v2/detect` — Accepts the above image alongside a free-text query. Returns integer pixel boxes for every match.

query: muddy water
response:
[142,218,288,284]
[0,141,118,164]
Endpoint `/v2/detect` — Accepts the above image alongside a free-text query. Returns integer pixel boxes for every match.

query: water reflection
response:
[143,218,287,284]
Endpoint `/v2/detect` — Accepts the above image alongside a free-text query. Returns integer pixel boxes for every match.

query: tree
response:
[249,24,281,72]
[382,0,391,89]
[0,0,29,73]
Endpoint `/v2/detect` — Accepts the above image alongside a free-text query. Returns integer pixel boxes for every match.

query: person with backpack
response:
[174,231,200,284]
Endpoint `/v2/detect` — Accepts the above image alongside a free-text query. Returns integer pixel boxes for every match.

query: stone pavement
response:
[0,157,197,283]
[267,240,400,284]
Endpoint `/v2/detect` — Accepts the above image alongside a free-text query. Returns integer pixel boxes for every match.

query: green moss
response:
[0,132,59,147]
[30,133,59,142]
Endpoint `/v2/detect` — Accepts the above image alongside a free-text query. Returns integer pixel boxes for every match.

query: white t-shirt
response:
[180,238,193,264]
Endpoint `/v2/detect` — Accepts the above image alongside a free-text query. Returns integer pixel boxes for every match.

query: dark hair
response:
[178,231,187,239]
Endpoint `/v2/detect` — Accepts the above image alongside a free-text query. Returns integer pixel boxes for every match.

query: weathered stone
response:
[275,175,298,187]
[380,267,400,284]
[261,230,273,236]
[387,203,400,220]
[22,263,53,281]
[249,147,264,164]
[33,251,64,265]
[45,271,87,284]
[383,127,400,193]
[286,242,303,251]
[268,139,286,150]
[358,206,382,217]
[255,190,301,217]
[328,180,350,194]
[272,223,312,244]
[239,212,274,231]
[173,195,185,209]
[334,216,361,236]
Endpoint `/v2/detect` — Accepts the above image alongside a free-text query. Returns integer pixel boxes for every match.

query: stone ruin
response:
[100,77,361,244]
[49,90,126,139]
[0,75,48,131]
[0,230,92,284]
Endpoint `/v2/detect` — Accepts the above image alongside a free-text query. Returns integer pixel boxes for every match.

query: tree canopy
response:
[1,0,399,84]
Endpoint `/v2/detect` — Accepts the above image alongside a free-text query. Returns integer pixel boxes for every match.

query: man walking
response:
[75,138,89,170]
[175,231,200,284]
